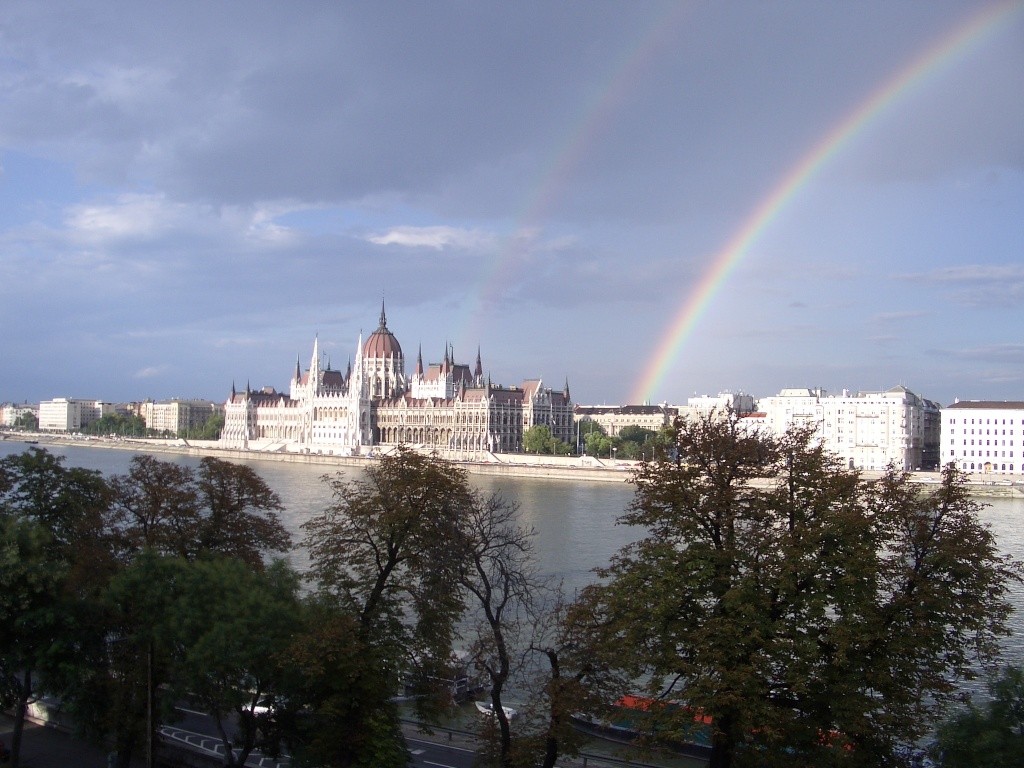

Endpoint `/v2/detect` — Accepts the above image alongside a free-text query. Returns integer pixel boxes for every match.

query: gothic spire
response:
[474,345,483,378]
[415,344,424,377]
[378,296,387,329]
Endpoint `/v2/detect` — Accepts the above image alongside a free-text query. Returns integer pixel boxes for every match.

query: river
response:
[3,439,1022,676]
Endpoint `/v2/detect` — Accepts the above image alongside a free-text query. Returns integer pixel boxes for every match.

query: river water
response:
[3,440,1022,678]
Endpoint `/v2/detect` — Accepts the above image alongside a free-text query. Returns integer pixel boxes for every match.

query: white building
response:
[573,404,678,437]
[142,399,221,436]
[37,398,114,433]
[685,391,755,416]
[941,400,1023,475]
[755,386,940,471]
[1,402,38,427]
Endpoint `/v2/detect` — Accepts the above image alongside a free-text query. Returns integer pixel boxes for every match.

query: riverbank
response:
[3,431,1023,498]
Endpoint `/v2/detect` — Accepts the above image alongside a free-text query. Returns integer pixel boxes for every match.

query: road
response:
[406,735,478,768]
[170,705,483,768]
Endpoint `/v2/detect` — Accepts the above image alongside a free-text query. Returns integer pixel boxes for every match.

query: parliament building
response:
[220,303,574,457]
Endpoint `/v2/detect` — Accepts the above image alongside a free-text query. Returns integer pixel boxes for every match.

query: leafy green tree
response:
[0,447,112,557]
[108,455,200,559]
[616,426,656,460]
[13,411,37,431]
[100,552,189,768]
[0,448,115,768]
[78,455,291,766]
[108,455,291,567]
[580,422,617,459]
[521,425,572,455]
[82,413,148,437]
[193,457,291,570]
[195,411,225,440]
[581,412,1021,768]
[300,447,472,766]
[523,425,551,454]
[162,556,303,767]
[0,517,65,768]
[933,665,1024,767]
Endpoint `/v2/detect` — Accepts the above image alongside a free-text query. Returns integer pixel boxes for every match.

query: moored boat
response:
[570,694,712,759]
[475,700,517,720]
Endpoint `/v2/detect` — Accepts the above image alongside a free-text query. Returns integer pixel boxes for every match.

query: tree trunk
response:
[9,669,32,768]
[708,711,735,768]
[539,649,561,768]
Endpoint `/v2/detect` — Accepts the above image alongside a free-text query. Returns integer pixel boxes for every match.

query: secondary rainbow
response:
[629,1,1021,405]
[455,4,692,353]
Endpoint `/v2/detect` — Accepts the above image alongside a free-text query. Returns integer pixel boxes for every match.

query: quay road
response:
[2,702,701,768]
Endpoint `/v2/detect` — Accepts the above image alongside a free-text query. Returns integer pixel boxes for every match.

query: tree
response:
[100,552,189,768]
[0,448,114,768]
[615,425,656,460]
[457,491,537,767]
[108,455,291,567]
[517,587,627,768]
[0,517,65,768]
[80,454,291,766]
[108,455,201,559]
[162,556,303,767]
[581,411,1021,768]
[933,665,1024,767]
[81,413,148,437]
[300,447,472,766]
[581,422,616,459]
[193,457,291,570]
[13,412,37,431]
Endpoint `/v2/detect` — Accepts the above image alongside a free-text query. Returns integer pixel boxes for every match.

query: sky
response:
[1,1,1021,409]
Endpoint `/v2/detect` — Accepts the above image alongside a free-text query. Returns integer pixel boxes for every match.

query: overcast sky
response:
[1,1,1021,408]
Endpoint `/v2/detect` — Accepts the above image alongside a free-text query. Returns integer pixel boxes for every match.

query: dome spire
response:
[378,296,387,330]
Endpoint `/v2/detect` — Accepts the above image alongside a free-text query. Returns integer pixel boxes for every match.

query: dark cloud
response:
[0,1,1020,406]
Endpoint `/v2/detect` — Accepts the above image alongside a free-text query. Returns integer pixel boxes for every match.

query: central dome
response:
[363,301,403,359]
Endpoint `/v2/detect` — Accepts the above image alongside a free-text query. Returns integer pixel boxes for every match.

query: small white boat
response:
[475,700,517,720]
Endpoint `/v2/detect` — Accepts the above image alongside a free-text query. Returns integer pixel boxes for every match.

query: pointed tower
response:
[309,335,321,396]
[474,346,483,382]
[415,344,424,377]
[563,377,571,401]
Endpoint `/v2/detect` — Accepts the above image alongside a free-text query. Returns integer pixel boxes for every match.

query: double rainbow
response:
[629,1,1021,404]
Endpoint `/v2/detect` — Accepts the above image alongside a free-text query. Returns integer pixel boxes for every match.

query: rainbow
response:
[629,1,1021,405]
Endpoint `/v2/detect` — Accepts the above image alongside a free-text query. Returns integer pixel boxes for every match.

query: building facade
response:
[941,400,1023,475]
[221,304,573,456]
[574,404,678,437]
[755,386,941,471]
[142,399,222,436]
[37,398,114,433]
[1,402,38,428]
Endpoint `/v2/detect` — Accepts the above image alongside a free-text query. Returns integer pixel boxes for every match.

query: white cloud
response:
[61,193,305,249]
[367,225,496,251]
[65,193,201,243]
[133,365,169,379]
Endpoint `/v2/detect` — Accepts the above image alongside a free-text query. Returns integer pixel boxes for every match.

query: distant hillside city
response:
[2,305,1021,477]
